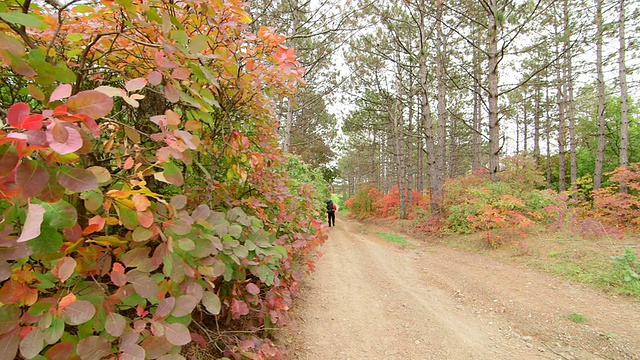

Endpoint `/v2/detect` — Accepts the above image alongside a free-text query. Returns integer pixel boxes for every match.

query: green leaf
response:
[171,30,188,44]
[201,291,221,315]
[54,63,76,83]
[42,316,64,344]
[116,203,138,230]
[0,12,46,29]
[132,226,153,242]
[40,200,77,229]
[228,224,242,238]
[189,35,208,53]
[27,223,63,254]
[75,5,94,12]
[81,190,104,213]
[162,162,183,186]
[66,33,83,42]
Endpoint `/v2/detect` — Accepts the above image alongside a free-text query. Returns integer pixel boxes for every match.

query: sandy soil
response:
[279,217,640,360]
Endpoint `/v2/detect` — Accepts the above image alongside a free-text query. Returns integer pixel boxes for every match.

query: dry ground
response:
[277,216,640,360]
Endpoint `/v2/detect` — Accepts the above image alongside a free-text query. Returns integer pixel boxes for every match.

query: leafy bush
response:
[605,248,640,295]
[375,184,425,219]
[591,164,640,229]
[344,184,382,219]
[441,156,564,246]
[0,1,325,359]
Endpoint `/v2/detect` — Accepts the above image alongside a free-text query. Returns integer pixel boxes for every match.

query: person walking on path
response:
[326,200,336,227]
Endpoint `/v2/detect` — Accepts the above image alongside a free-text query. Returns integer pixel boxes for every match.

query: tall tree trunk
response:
[619,0,629,193]
[546,88,552,189]
[283,99,293,152]
[553,4,567,192]
[435,0,446,206]
[523,97,528,153]
[472,46,483,170]
[417,97,424,193]
[565,0,577,187]
[534,85,541,164]
[594,0,606,190]
[516,112,520,153]
[282,0,300,153]
[555,23,567,192]
[486,0,501,181]
[392,76,407,219]
[418,0,440,213]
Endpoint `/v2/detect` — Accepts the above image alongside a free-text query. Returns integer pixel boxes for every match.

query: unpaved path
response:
[280,217,640,359]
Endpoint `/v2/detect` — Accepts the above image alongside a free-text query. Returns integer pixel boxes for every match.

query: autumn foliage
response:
[0,0,325,359]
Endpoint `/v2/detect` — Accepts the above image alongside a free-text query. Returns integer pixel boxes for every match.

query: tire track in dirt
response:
[282,218,602,359]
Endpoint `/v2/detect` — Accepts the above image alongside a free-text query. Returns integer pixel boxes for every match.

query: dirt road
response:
[280,217,640,360]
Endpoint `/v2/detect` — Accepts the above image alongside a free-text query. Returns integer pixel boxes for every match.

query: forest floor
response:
[276,216,640,360]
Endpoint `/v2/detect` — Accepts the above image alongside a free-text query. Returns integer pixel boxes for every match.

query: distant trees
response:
[337,0,640,210]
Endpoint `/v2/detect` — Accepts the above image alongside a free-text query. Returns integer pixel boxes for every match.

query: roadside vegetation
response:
[344,155,640,300]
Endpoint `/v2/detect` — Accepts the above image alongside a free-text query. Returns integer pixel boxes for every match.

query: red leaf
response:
[126,270,159,299]
[16,160,49,198]
[171,295,198,317]
[110,263,127,287]
[49,84,72,102]
[63,224,82,241]
[0,330,20,360]
[0,306,21,335]
[19,327,45,359]
[230,298,249,319]
[125,78,147,92]
[0,280,27,304]
[57,167,98,192]
[66,90,114,119]
[43,341,74,360]
[83,215,106,235]
[120,342,145,360]
[76,336,111,360]
[20,114,43,130]
[245,283,260,295]
[60,299,95,325]
[52,257,76,283]
[148,71,162,85]
[171,67,191,80]
[164,83,180,103]
[105,312,126,337]
[46,121,83,155]
[163,322,191,346]
[0,145,19,177]
[7,103,30,128]
[154,297,175,318]
[17,202,45,242]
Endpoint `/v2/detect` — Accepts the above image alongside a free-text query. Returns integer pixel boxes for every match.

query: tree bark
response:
[435,0,446,206]
[619,0,629,193]
[486,0,501,182]
[594,0,606,190]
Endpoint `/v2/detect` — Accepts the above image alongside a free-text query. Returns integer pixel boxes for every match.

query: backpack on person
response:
[326,200,335,213]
